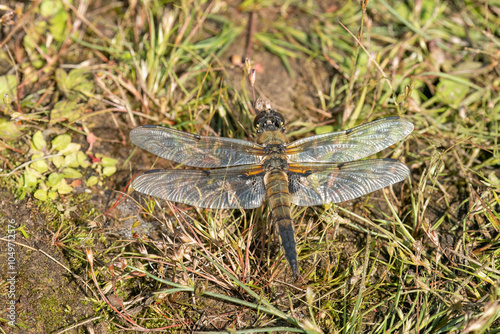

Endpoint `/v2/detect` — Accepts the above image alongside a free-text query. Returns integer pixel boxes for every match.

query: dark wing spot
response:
[337,163,345,169]
[248,176,265,195]
[201,170,211,176]
[194,134,201,141]
[345,128,353,135]
[288,169,313,194]
[288,173,304,194]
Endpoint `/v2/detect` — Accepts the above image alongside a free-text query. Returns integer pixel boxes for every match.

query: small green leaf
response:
[101,157,118,167]
[47,172,64,187]
[102,166,116,177]
[62,167,82,178]
[86,176,98,187]
[40,0,68,42]
[49,10,68,43]
[56,68,94,99]
[26,166,44,179]
[23,34,37,53]
[436,79,469,108]
[48,190,58,200]
[52,134,71,152]
[50,100,83,123]
[67,69,93,97]
[21,170,39,192]
[40,0,64,17]
[31,158,49,174]
[51,155,65,168]
[32,131,47,151]
[420,0,437,21]
[60,143,81,155]
[0,119,23,140]
[77,151,90,168]
[16,189,27,200]
[64,152,80,167]
[0,75,18,106]
[34,189,48,201]
[54,179,73,194]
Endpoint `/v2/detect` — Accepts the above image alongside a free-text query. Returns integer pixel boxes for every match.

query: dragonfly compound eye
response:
[275,112,285,126]
[254,111,267,129]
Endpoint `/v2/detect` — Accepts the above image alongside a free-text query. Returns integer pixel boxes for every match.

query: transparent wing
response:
[288,159,409,206]
[286,117,413,163]
[132,166,266,209]
[130,125,265,168]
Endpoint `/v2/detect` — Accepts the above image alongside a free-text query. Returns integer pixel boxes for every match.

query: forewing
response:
[130,125,264,168]
[288,159,409,206]
[132,166,266,209]
[286,117,413,163]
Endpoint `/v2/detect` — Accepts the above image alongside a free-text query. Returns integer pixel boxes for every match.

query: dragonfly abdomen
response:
[264,171,299,276]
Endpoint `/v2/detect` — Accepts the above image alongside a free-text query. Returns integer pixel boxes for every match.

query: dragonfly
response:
[130,104,413,277]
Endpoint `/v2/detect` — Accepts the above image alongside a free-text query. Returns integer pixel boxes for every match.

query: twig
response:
[245,11,257,59]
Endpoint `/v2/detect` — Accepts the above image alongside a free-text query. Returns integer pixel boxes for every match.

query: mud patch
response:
[0,190,95,333]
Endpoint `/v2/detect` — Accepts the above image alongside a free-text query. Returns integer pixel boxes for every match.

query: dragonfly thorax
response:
[264,143,286,154]
[263,155,289,171]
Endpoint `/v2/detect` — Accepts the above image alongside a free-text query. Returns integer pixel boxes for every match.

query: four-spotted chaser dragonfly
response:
[130,106,413,276]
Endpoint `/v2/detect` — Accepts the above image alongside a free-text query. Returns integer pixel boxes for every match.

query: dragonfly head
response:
[254,104,285,133]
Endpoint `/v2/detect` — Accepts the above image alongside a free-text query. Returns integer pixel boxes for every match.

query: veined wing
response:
[130,125,265,168]
[288,159,409,206]
[286,117,413,163]
[132,166,266,209]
